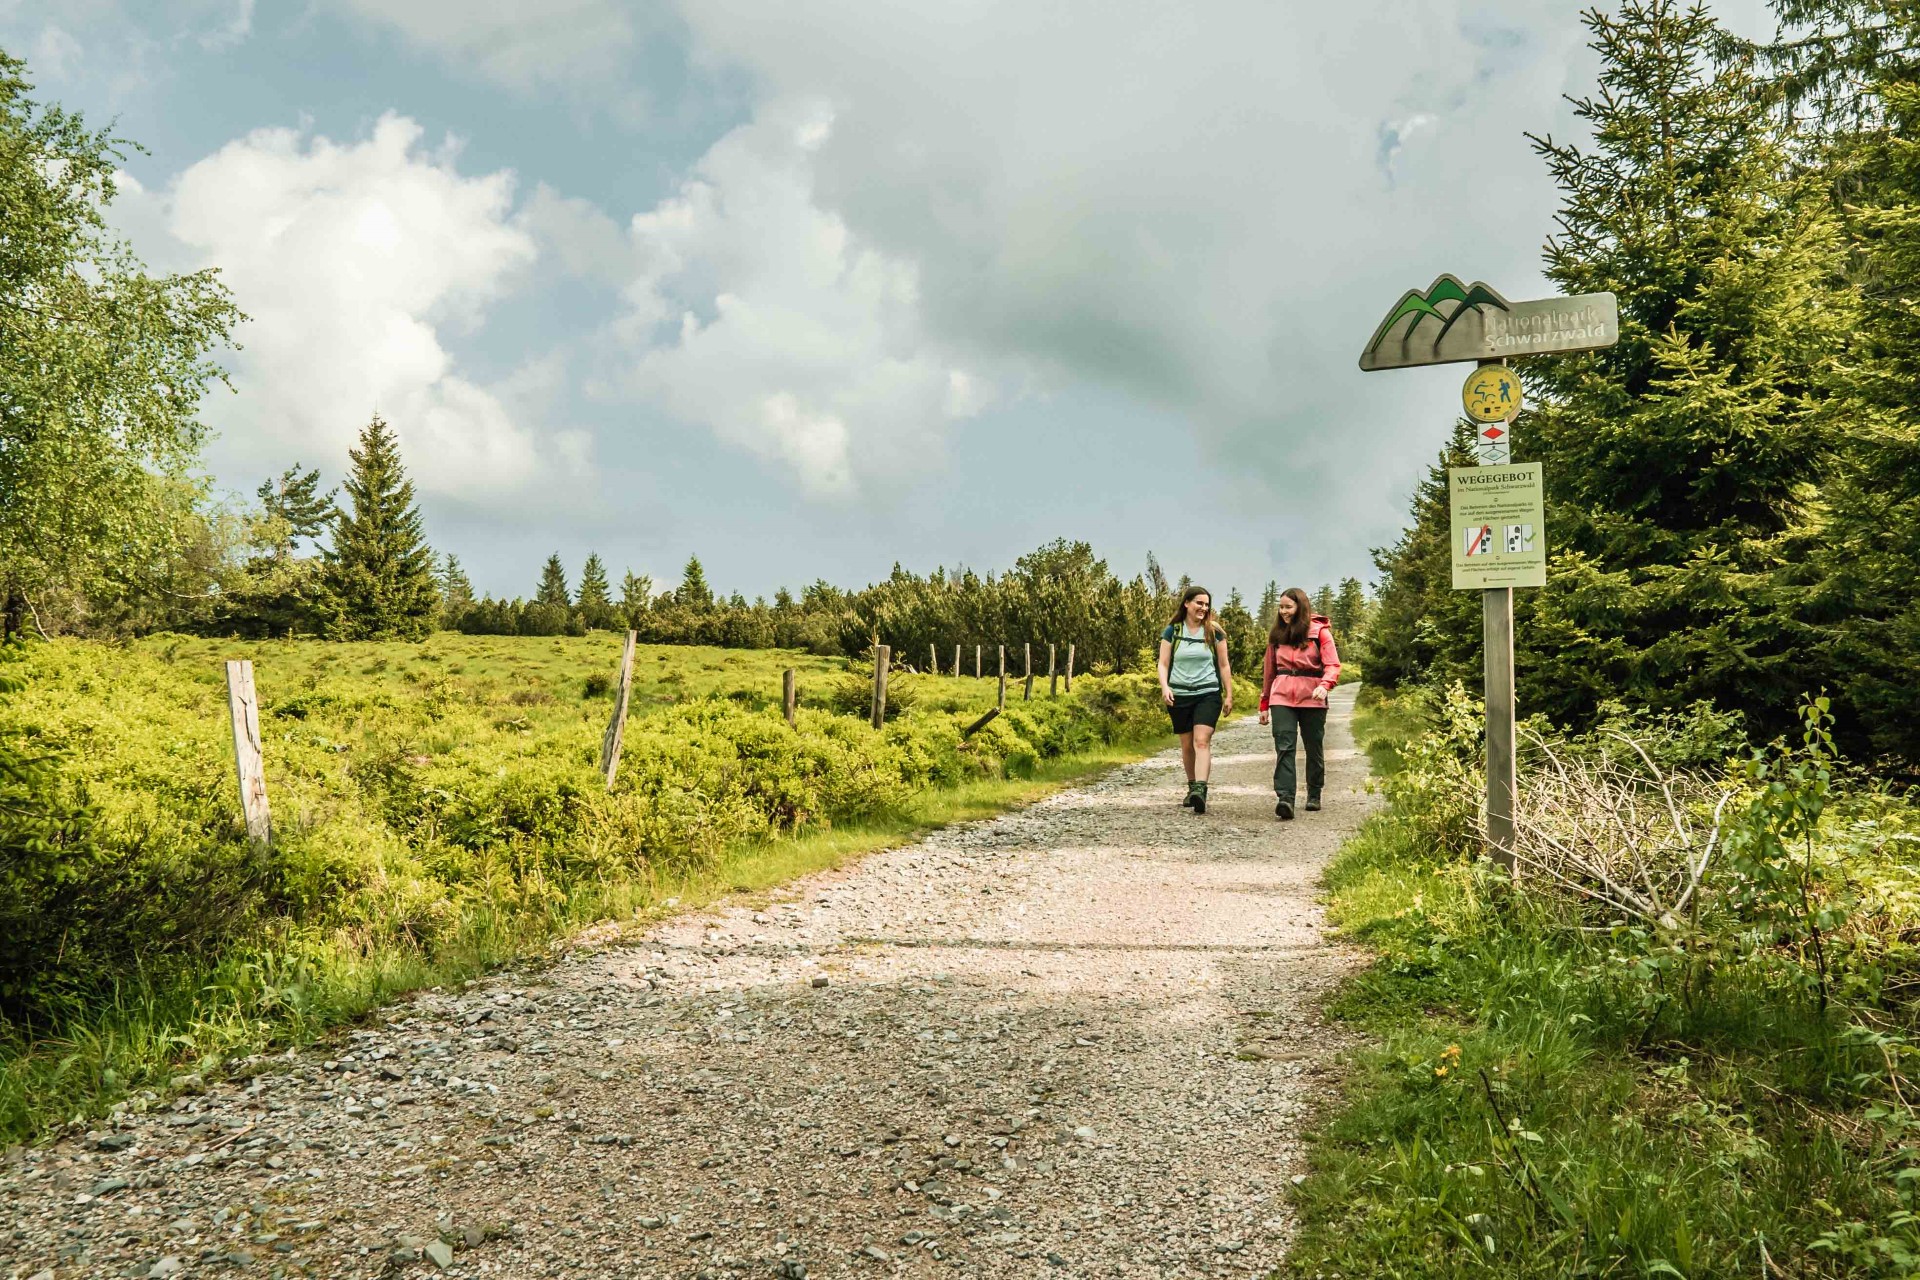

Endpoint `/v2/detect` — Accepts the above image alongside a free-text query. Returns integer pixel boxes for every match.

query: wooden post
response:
[1478,357,1517,870]
[930,643,939,676]
[1023,643,1034,701]
[600,630,637,790]
[952,645,961,679]
[871,645,890,729]
[224,659,270,849]
[997,645,1007,710]
[975,644,982,679]
[961,707,1000,739]
[1048,644,1057,697]
[783,667,797,727]
[1065,644,1075,692]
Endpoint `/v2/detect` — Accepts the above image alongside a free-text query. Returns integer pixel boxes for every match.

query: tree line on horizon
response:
[1364,0,1920,766]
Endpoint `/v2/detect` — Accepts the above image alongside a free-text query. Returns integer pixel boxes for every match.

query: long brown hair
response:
[1268,586,1314,647]
[1168,585,1220,637]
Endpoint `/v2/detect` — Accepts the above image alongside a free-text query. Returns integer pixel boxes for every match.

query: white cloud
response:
[613,101,988,497]
[131,113,580,499]
[327,0,642,95]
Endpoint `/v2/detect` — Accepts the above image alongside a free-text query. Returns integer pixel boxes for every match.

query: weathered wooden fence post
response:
[225,659,270,849]
[1065,644,1075,693]
[600,629,637,790]
[997,645,1007,710]
[929,643,939,676]
[975,644,982,679]
[871,645,891,729]
[1048,644,1058,697]
[952,645,960,680]
[783,667,798,727]
[1023,643,1034,701]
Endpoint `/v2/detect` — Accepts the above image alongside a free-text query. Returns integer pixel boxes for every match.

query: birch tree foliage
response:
[0,51,241,619]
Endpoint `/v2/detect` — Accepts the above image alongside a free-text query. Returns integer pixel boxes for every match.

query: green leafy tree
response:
[0,53,242,630]
[320,415,438,640]
[535,554,571,609]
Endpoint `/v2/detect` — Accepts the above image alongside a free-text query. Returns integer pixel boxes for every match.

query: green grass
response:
[0,634,1168,1143]
[1283,687,1911,1279]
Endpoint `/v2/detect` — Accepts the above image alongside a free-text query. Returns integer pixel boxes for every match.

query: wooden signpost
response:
[1359,276,1618,867]
[224,660,270,849]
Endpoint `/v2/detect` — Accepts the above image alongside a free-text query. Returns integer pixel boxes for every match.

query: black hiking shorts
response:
[1168,691,1222,735]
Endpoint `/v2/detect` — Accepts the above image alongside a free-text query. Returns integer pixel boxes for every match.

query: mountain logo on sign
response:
[1364,275,1513,361]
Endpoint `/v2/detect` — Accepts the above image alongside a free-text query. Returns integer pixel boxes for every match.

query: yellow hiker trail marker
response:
[1462,363,1522,423]
[1358,275,1619,871]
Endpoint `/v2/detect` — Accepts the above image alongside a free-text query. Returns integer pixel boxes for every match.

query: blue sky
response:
[4,0,1775,604]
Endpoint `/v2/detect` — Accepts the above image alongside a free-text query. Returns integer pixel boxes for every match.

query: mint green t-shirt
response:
[1164,623,1220,695]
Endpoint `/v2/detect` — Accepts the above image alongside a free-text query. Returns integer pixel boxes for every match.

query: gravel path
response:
[4,688,1375,1280]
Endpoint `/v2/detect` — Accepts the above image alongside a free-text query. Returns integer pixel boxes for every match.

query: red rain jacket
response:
[1260,616,1340,711]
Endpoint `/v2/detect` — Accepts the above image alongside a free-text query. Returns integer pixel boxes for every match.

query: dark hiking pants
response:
[1270,705,1328,802]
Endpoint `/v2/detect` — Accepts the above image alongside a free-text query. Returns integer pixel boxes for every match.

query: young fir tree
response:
[1257,581,1281,630]
[1331,578,1370,645]
[439,553,474,619]
[321,415,438,640]
[1367,422,1482,690]
[1498,0,1846,731]
[535,554,571,609]
[676,556,715,611]
[256,463,336,557]
[619,570,654,621]
[576,554,612,610]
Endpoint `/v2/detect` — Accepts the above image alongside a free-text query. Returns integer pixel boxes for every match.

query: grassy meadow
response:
[1284,690,1920,1279]
[0,633,1167,1143]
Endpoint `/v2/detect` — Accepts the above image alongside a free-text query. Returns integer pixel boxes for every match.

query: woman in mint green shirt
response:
[1157,585,1233,814]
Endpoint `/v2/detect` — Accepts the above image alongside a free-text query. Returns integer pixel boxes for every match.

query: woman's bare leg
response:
[1179,731,1196,781]
[1192,724,1214,782]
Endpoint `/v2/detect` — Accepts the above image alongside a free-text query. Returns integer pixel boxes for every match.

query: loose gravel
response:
[4,688,1375,1280]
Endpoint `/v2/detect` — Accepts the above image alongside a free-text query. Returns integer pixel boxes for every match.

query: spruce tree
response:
[577,554,612,610]
[676,556,714,611]
[256,463,337,557]
[536,554,570,608]
[1258,581,1281,630]
[1771,0,1920,760]
[1505,0,1847,731]
[439,553,474,623]
[321,415,438,640]
[620,570,654,618]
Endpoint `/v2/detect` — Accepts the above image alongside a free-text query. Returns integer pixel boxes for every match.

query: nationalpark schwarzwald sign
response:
[1358,275,1619,372]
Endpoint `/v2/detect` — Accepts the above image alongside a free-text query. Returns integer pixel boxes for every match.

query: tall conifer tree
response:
[577,554,612,610]
[321,415,438,639]
[535,555,571,608]
[676,556,714,611]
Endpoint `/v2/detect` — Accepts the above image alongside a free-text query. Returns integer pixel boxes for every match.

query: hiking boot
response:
[1182,782,1199,809]
[1192,782,1209,815]
[1305,795,1321,812]
[1275,798,1294,821]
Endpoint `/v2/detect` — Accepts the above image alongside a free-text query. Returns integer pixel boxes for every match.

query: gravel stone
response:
[0,692,1371,1277]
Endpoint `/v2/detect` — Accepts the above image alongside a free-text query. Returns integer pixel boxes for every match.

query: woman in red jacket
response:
[1257,587,1340,820]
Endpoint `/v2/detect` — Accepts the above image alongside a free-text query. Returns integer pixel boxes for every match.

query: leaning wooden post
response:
[782,668,798,727]
[600,629,637,790]
[1023,643,1034,701]
[929,643,939,676]
[1065,644,1075,693]
[1048,644,1058,697]
[997,645,1007,710]
[224,659,270,849]
[871,644,890,729]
